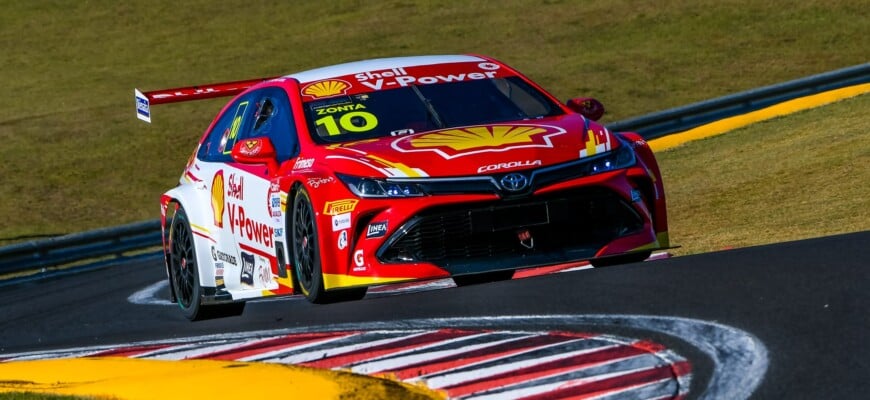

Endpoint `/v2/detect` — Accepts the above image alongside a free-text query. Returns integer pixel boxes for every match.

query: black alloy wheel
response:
[169,207,244,321]
[292,189,366,303]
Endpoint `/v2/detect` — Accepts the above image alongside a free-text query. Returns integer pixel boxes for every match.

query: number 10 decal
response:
[315,111,379,136]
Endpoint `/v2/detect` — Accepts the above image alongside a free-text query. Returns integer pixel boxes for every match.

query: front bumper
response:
[318,166,664,290]
[379,187,645,275]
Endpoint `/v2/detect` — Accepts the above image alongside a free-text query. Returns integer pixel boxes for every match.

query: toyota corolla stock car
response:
[136,54,669,320]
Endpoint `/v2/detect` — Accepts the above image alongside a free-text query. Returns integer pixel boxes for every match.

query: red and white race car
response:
[137,54,669,320]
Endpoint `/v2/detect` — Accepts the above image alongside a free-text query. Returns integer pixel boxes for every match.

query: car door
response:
[218,87,298,297]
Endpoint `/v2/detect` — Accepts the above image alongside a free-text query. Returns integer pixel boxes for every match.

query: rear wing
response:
[135,76,280,123]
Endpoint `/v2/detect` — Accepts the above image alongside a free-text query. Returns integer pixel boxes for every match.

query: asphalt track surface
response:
[1,230,867,399]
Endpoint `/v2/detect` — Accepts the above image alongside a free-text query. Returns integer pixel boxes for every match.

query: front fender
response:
[162,184,221,290]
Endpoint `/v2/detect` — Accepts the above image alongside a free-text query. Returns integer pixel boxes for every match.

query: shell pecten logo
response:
[302,79,351,99]
[211,170,225,228]
[393,124,566,159]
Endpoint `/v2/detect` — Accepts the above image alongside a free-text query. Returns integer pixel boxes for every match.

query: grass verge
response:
[659,93,869,255]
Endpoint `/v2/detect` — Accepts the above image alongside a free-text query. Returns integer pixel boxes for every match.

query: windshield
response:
[303,76,563,143]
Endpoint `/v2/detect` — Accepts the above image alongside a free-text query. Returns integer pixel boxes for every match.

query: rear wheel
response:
[169,207,245,321]
[452,270,515,286]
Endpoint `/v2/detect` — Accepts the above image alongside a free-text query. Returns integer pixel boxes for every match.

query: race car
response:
[136,54,669,320]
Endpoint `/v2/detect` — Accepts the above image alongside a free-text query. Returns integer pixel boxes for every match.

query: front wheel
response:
[168,207,245,321]
[291,190,367,304]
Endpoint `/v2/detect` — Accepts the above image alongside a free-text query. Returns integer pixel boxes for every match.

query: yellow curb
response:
[0,358,443,400]
[649,83,870,152]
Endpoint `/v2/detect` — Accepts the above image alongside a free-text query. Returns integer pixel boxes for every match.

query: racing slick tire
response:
[452,269,515,286]
[589,251,651,268]
[291,189,367,304]
[169,207,245,321]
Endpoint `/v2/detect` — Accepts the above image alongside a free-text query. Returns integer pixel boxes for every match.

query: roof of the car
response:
[284,54,489,84]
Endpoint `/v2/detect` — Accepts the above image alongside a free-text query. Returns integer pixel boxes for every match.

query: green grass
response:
[659,93,870,255]
[0,0,868,253]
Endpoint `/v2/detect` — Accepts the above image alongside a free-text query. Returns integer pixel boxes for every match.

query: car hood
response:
[323,114,622,178]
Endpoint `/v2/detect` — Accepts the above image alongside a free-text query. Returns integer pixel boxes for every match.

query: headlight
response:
[584,139,636,175]
[337,174,426,198]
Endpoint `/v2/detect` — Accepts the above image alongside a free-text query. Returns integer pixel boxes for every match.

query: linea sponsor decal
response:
[324,199,358,216]
[366,221,388,238]
[477,160,542,173]
[240,252,255,286]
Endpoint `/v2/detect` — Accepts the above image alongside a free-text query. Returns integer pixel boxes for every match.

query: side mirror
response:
[566,97,605,121]
[231,137,279,174]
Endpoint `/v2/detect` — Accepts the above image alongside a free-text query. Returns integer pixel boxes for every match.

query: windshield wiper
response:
[410,85,445,129]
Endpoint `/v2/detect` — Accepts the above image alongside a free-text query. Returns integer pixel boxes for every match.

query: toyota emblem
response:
[500,173,529,192]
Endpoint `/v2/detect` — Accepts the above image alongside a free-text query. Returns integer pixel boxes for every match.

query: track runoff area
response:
[1,83,867,400]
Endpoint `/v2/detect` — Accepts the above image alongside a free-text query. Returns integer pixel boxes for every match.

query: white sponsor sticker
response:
[353,250,365,271]
[332,213,351,232]
[337,230,348,250]
[293,157,314,170]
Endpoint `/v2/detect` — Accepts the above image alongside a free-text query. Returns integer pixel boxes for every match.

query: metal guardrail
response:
[0,220,162,278]
[607,62,869,139]
[1,63,868,281]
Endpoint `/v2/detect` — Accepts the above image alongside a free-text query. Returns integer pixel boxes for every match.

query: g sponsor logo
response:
[353,250,365,270]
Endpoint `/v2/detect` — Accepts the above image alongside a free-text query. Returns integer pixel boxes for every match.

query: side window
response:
[197,87,298,162]
[198,95,254,162]
[245,88,298,161]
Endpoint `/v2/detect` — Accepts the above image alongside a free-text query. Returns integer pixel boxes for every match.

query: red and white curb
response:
[1,313,767,399]
[1,328,690,399]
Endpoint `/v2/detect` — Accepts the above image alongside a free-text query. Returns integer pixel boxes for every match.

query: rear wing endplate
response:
[135,76,280,123]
